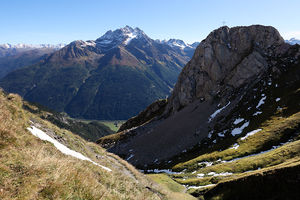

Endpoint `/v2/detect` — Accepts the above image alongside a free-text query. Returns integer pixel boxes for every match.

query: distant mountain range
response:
[0,43,65,50]
[157,39,199,58]
[0,44,65,78]
[285,38,300,45]
[0,26,198,120]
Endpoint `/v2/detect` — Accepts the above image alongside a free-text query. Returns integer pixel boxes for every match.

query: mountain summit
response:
[96,26,151,49]
[0,26,198,120]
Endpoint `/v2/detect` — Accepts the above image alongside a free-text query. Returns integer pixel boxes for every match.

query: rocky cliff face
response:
[166,25,284,114]
[105,25,300,168]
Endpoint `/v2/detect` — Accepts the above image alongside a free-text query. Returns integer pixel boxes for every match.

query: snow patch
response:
[198,161,213,167]
[143,169,182,175]
[207,172,233,176]
[123,32,138,45]
[208,131,213,138]
[208,102,230,122]
[230,143,239,149]
[126,154,134,161]
[240,129,262,140]
[253,111,262,116]
[187,184,215,190]
[231,121,249,136]
[27,126,112,172]
[217,132,225,137]
[256,95,266,109]
[80,41,96,47]
[233,118,244,125]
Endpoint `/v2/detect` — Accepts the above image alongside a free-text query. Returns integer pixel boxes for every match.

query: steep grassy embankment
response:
[0,90,195,200]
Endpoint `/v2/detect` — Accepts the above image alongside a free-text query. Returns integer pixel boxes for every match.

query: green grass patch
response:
[148,174,185,193]
[78,119,125,132]
[98,120,126,132]
[148,174,197,200]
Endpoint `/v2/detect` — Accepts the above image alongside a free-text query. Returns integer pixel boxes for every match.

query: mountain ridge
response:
[0,45,60,78]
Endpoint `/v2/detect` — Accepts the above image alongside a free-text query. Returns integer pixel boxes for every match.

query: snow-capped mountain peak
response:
[158,39,199,50]
[96,26,149,49]
[285,38,300,45]
[166,39,189,49]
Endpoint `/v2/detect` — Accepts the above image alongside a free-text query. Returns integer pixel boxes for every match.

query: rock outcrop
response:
[106,25,299,168]
[166,25,284,114]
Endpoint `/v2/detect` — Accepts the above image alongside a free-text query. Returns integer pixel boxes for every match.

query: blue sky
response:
[1,0,299,44]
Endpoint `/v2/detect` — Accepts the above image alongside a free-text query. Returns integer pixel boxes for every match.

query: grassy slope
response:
[0,90,193,200]
[173,112,300,172]
[169,111,300,187]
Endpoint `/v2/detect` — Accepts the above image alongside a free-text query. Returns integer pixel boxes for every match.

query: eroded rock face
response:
[166,25,284,114]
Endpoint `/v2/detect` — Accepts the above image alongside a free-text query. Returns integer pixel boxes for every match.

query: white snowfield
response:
[27,126,112,172]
